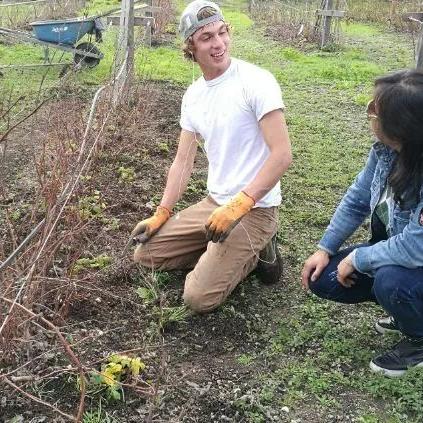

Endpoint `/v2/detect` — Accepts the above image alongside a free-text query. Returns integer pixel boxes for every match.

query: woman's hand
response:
[337,253,357,288]
[301,250,330,289]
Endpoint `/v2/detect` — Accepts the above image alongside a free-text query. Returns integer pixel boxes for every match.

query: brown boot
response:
[255,235,283,285]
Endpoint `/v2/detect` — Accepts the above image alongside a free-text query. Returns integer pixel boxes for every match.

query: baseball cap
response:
[179,0,224,40]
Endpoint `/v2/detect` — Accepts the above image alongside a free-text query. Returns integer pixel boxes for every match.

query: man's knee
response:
[134,244,166,269]
[183,280,222,314]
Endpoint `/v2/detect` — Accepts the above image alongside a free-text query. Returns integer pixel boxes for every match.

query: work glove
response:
[205,191,255,243]
[131,206,170,244]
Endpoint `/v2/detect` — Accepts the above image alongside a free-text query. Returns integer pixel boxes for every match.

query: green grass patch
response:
[342,21,382,37]
[79,0,120,16]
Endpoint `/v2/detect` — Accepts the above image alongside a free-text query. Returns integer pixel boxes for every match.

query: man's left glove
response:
[205,191,255,243]
[131,206,171,244]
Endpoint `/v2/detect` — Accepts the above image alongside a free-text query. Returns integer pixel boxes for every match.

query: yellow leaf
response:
[108,354,120,363]
[101,369,118,387]
[130,357,145,377]
[119,356,132,368]
[105,362,123,375]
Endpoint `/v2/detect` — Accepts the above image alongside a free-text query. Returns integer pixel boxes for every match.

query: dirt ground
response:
[0,79,308,422]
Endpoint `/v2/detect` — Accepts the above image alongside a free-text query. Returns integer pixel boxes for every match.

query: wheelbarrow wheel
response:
[74,42,101,68]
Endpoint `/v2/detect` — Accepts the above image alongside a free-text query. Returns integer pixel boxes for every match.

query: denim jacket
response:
[318,141,423,275]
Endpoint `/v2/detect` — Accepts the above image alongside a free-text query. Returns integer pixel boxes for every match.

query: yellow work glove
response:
[205,191,255,243]
[131,206,170,244]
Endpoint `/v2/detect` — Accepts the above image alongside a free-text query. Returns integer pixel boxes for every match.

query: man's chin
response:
[210,57,229,69]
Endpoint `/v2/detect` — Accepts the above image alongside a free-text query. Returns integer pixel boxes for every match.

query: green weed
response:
[78,190,107,220]
[154,305,191,329]
[157,141,170,154]
[73,254,112,273]
[83,400,118,423]
[136,270,172,306]
[237,353,256,366]
[136,286,159,305]
[360,368,423,419]
[117,166,135,182]
[186,178,207,195]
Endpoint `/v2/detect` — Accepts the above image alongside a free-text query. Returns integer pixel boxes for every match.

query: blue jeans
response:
[309,244,423,338]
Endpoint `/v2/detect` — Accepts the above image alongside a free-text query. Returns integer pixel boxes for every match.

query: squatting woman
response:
[302,69,423,377]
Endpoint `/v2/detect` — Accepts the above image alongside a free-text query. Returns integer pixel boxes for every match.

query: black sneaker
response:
[375,316,400,335]
[255,235,284,285]
[370,337,423,377]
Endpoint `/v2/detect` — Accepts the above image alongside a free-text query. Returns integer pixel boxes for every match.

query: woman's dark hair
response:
[374,69,423,204]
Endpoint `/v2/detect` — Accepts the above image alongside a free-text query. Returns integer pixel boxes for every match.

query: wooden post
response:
[389,0,398,23]
[403,13,423,69]
[145,0,152,18]
[113,0,134,104]
[321,0,333,48]
[117,0,134,75]
[127,0,134,81]
[145,0,152,46]
[417,27,423,69]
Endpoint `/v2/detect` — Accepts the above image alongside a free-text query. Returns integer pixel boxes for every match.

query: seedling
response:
[72,254,112,274]
[158,142,170,154]
[78,190,107,220]
[117,166,135,182]
[87,354,146,402]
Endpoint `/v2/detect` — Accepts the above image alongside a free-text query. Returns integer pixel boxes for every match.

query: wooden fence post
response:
[144,0,152,46]
[113,0,134,104]
[321,0,333,48]
[403,13,423,69]
[417,28,423,69]
[389,0,398,22]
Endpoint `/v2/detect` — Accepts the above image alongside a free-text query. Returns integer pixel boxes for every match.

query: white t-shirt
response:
[179,58,285,208]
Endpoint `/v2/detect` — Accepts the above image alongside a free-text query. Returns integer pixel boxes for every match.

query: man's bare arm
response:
[243,110,292,201]
[160,129,198,210]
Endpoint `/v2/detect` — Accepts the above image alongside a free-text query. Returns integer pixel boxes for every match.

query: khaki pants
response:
[134,196,278,313]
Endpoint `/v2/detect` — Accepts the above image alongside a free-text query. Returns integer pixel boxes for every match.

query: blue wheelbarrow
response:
[30,17,105,67]
[0,16,105,68]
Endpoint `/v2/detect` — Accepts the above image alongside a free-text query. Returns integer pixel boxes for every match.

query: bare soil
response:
[0,80,303,422]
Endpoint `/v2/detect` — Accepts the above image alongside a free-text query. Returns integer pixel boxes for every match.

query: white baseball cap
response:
[179,0,224,40]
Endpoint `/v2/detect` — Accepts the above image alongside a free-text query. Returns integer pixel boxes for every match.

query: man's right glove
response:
[131,206,170,244]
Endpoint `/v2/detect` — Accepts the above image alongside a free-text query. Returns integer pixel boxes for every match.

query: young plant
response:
[78,190,107,220]
[117,166,135,182]
[154,305,191,330]
[72,254,112,274]
[88,354,146,402]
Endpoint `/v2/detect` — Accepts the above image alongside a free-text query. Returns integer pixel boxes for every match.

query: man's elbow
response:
[284,150,293,168]
[276,148,293,172]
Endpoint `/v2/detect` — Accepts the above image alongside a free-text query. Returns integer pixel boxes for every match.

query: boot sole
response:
[369,360,423,378]
[375,322,401,335]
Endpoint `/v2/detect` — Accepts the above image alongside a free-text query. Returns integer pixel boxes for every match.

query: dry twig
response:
[1,297,86,422]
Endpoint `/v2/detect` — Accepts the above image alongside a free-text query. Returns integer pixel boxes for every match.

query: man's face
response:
[191,21,231,79]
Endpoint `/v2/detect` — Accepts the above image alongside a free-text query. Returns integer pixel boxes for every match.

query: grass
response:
[205,4,418,423]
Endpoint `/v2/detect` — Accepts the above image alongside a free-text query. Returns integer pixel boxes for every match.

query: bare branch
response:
[3,377,74,421]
